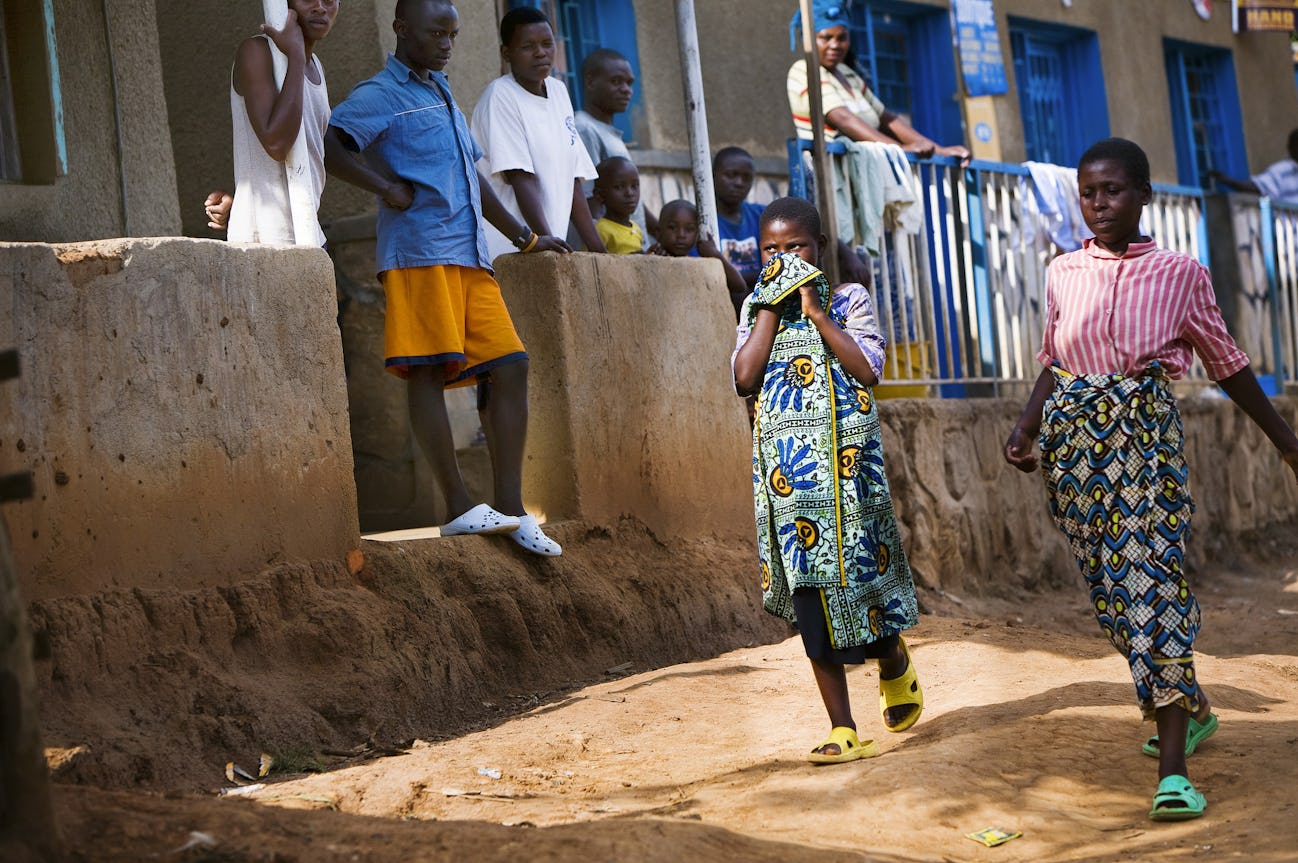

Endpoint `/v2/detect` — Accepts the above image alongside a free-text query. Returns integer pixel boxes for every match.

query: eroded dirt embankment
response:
[32,507,1298,799]
[39,536,1298,863]
[32,518,785,793]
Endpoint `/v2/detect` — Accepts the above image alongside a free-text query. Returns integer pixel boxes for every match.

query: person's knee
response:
[493,357,529,385]
[481,359,529,406]
[408,364,447,390]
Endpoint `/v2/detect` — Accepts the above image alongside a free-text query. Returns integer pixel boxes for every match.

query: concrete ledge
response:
[0,239,359,600]
[495,252,753,540]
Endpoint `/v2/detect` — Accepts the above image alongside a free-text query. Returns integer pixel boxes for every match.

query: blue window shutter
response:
[1164,41,1246,187]
[911,8,963,147]
[588,0,643,144]
[1166,51,1197,185]
[556,0,589,106]
[1012,31,1066,163]
[1009,18,1107,168]
[851,1,963,148]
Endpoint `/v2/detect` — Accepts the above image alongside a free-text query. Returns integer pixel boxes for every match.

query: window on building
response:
[0,0,66,184]
[0,7,20,180]
[1008,18,1107,167]
[1165,41,1246,188]
[504,0,643,143]
[847,1,962,148]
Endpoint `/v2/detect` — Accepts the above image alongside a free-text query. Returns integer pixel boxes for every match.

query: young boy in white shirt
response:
[471,6,606,259]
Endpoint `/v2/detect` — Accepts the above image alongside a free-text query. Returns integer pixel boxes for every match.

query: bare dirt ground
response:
[41,530,1298,863]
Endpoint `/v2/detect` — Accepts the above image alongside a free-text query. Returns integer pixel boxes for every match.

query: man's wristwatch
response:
[511,227,534,249]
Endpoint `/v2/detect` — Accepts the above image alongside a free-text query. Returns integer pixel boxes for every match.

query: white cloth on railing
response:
[1252,158,1298,204]
[830,141,922,256]
[1022,162,1092,252]
[878,145,923,235]
[830,144,883,255]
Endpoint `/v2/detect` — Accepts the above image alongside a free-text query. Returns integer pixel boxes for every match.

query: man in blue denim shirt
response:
[324,0,568,556]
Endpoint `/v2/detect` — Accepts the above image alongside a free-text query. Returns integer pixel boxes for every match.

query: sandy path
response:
[215,561,1298,863]
[46,554,1298,863]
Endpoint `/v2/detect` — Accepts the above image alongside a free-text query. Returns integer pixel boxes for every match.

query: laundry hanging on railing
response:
[1021,162,1093,252]
[831,141,922,257]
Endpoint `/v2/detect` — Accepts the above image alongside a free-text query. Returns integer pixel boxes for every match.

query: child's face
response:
[503,22,556,86]
[596,164,640,221]
[291,0,340,43]
[760,218,824,267]
[658,207,699,256]
[586,59,635,117]
[715,154,755,209]
[1078,158,1150,251]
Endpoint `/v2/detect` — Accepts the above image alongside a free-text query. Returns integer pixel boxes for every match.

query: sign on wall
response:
[1232,0,1298,31]
[952,0,1008,98]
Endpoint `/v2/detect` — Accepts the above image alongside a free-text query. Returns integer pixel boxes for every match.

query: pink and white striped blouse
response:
[1036,239,1250,381]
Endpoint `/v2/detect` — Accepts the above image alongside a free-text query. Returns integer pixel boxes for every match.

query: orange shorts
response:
[381,264,526,387]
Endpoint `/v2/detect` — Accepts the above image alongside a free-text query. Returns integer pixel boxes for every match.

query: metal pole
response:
[798,0,841,284]
[263,0,288,80]
[101,0,129,236]
[673,0,718,244]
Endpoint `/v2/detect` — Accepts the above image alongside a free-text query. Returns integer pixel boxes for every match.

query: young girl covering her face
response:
[732,197,924,763]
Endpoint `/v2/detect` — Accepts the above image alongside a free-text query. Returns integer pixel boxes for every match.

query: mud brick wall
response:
[876,396,1298,599]
[494,252,753,541]
[0,239,360,601]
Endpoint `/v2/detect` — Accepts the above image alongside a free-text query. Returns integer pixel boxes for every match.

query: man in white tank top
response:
[207,1,338,244]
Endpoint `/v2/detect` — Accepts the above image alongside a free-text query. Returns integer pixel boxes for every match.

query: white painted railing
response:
[1272,201,1298,387]
[1234,197,1298,389]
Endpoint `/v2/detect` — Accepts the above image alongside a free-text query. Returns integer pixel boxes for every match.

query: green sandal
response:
[1142,712,1218,758]
[878,637,923,733]
[1149,774,1206,821]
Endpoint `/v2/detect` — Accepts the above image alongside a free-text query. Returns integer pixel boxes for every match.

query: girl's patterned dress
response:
[740,253,918,651]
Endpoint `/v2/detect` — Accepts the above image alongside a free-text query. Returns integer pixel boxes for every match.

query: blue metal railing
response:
[783,140,1285,394]
[1260,198,1298,387]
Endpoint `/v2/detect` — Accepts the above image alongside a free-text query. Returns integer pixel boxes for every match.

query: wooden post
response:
[798,0,841,285]
[672,0,719,244]
[0,349,61,861]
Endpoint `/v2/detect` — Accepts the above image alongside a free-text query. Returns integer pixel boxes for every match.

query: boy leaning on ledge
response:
[325,0,568,556]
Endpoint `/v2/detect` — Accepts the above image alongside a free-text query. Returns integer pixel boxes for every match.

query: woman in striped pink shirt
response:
[1004,138,1298,823]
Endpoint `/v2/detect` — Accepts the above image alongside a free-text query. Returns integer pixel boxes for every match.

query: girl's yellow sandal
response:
[807,726,880,764]
[879,637,924,732]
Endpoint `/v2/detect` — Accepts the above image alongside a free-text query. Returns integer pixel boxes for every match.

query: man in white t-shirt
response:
[1211,128,1298,204]
[471,6,606,260]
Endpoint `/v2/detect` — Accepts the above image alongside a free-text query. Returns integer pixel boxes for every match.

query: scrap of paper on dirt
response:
[966,827,1023,847]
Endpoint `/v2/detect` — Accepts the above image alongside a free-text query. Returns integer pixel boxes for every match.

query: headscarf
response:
[789,1,852,51]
